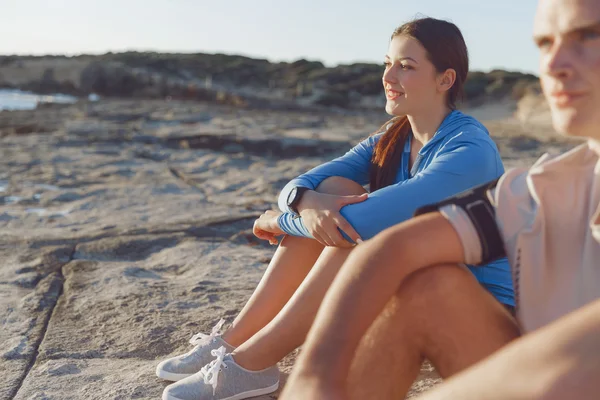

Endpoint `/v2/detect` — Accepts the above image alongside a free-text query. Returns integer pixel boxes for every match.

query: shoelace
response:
[200,346,227,395]
[189,318,226,346]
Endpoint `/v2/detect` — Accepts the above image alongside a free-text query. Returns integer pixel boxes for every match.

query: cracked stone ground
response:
[0,100,575,399]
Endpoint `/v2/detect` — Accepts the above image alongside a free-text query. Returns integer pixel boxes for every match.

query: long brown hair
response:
[370,18,469,191]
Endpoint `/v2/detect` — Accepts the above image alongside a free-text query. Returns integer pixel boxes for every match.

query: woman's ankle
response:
[221,328,247,348]
[231,349,275,371]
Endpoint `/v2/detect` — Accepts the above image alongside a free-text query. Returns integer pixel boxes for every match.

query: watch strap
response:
[289,186,310,214]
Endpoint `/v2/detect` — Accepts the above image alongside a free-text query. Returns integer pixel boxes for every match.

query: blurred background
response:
[0,0,542,111]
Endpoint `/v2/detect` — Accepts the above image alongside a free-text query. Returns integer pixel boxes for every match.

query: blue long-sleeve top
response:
[277,110,514,306]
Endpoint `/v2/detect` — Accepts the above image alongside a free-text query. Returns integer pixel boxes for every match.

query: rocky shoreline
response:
[0,98,576,399]
[0,53,540,110]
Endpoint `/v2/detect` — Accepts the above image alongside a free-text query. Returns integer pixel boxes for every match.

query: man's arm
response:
[416,298,600,400]
[292,212,466,383]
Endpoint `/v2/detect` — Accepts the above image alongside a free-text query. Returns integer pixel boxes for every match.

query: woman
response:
[159,17,515,400]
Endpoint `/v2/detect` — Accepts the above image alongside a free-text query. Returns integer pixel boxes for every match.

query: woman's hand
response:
[253,210,285,245]
[297,190,368,248]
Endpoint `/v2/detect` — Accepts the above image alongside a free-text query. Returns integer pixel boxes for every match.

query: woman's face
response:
[382,35,444,117]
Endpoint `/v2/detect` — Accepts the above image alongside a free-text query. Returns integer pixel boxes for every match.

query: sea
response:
[0,89,78,111]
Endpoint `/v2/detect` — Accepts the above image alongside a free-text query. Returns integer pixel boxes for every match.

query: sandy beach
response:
[0,95,578,399]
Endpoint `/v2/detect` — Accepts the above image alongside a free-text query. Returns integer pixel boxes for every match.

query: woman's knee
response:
[315,176,367,196]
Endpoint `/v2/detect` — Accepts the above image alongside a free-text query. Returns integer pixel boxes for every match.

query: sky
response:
[0,0,540,74]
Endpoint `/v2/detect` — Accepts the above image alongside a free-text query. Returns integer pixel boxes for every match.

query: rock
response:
[47,192,83,203]
[163,132,350,158]
[0,243,68,399]
[0,212,17,221]
[20,67,80,97]
[0,360,28,400]
[314,91,350,108]
[1,52,540,109]
[13,359,165,400]
[79,62,146,97]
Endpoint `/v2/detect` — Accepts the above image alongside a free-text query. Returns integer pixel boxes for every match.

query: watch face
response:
[287,187,298,206]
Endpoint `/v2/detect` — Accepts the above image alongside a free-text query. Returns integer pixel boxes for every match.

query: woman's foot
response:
[162,347,280,400]
[156,319,236,382]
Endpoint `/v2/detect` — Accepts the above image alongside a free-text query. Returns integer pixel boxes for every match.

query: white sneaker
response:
[156,319,235,381]
[162,347,280,400]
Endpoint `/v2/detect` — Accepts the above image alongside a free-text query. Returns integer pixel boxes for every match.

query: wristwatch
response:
[287,187,310,214]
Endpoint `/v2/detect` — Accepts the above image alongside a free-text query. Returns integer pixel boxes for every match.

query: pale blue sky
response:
[1,0,540,74]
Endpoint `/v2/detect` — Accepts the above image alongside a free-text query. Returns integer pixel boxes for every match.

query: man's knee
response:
[315,176,367,196]
[399,264,477,306]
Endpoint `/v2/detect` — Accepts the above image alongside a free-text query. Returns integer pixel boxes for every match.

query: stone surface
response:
[0,98,576,399]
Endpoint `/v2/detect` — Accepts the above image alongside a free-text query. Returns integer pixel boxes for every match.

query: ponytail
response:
[369,116,411,191]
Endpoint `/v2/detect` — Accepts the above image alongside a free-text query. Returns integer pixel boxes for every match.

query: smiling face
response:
[382,35,453,117]
[535,0,600,140]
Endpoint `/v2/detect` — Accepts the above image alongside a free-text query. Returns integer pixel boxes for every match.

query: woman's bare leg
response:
[232,245,354,369]
[222,235,324,347]
[229,177,368,369]
[221,177,366,347]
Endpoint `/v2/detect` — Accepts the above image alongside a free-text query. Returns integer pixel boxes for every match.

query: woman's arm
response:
[277,136,378,214]
[278,139,500,240]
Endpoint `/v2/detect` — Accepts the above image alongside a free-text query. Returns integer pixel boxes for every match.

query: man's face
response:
[535,0,600,141]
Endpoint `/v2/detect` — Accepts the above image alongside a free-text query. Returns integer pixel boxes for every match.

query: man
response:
[280,0,600,398]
